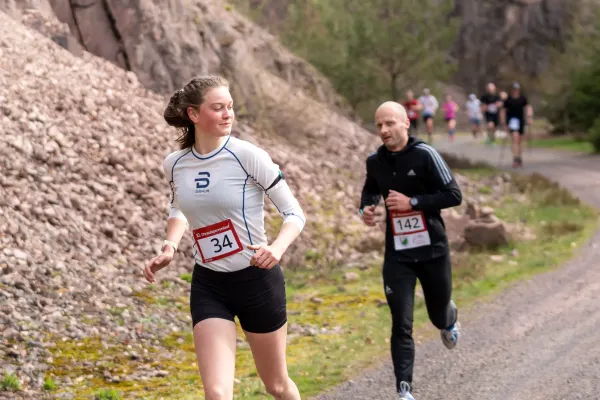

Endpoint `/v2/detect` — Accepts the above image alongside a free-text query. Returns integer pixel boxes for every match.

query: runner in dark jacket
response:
[359,101,463,400]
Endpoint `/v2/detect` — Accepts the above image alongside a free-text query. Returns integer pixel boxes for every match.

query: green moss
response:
[179,273,192,283]
[155,296,169,305]
[132,288,155,303]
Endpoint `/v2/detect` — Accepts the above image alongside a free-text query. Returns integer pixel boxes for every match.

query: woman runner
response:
[143,75,306,400]
[442,94,459,141]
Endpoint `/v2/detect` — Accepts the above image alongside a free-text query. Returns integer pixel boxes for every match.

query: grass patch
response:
[1,373,21,392]
[47,170,598,399]
[43,377,57,391]
[94,388,122,399]
[530,135,594,153]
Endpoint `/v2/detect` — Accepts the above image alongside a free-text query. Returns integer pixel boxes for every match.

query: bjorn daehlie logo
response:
[195,172,210,193]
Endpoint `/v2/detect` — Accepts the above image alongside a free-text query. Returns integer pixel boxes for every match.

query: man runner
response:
[480,82,503,145]
[501,82,533,168]
[359,101,462,400]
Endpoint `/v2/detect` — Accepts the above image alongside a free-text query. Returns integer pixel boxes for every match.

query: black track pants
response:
[382,253,457,392]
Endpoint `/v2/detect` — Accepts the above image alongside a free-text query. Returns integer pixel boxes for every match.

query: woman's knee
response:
[204,384,231,400]
[264,377,288,398]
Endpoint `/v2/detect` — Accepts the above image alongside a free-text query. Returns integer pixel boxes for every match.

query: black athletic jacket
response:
[360,136,462,262]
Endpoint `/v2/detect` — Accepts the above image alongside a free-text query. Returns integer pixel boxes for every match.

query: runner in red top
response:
[404,90,421,136]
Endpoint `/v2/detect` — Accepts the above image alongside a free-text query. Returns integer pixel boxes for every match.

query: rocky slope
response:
[0,9,375,397]
[0,0,355,122]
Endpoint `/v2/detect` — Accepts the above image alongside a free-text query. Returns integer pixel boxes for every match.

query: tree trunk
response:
[391,71,399,101]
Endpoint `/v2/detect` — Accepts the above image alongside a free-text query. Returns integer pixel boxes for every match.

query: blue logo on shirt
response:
[195,172,210,193]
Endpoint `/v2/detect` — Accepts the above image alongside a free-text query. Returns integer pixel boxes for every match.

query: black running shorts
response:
[190,264,287,333]
[485,112,499,126]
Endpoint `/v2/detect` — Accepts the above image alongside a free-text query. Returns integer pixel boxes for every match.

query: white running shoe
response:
[398,381,415,400]
[441,301,461,350]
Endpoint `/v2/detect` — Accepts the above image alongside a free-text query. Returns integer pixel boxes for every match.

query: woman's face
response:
[191,86,234,136]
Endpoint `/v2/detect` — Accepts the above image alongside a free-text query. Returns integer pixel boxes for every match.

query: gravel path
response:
[315,137,600,400]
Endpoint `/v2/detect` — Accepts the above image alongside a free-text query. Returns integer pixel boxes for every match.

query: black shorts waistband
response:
[192,263,280,284]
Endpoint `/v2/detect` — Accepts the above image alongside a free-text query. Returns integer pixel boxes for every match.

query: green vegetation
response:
[43,376,57,391]
[1,373,21,392]
[232,0,458,119]
[530,136,595,153]
[94,389,122,399]
[539,2,600,151]
[46,169,597,399]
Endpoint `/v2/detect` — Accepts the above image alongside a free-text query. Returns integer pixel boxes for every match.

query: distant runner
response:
[404,90,421,136]
[501,82,533,168]
[418,88,439,144]
[465,94,483,139]
[441,94,459,142]
[480,83,503,145]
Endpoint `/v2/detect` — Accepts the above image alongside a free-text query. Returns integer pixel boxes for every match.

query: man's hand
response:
[361,205,381,227]
[361,205,377,226]
[385,190,412,212]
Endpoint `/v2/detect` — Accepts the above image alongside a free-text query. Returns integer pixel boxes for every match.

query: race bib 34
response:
[193,219,243,263]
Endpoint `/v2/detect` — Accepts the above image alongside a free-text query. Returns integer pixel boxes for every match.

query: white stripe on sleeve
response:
[416,144,452,185]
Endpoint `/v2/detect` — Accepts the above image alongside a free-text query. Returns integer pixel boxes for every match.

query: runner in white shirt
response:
[417,88,439,144]
[465,94,483,139]
[143,75,305,400]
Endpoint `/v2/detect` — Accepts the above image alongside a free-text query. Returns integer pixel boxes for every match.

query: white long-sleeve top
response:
[163,135,306,272]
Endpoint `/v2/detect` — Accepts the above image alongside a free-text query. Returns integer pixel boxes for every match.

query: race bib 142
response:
[390,210,431,251]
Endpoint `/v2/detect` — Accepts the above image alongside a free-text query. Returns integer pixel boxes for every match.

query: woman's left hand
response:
[247,244,283,269]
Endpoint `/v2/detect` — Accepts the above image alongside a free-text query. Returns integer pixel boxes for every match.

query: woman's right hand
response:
[143,247,174,283]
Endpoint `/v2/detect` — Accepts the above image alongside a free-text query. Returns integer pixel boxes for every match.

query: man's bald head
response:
[374,101,410,152]
[375,101,407,121]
